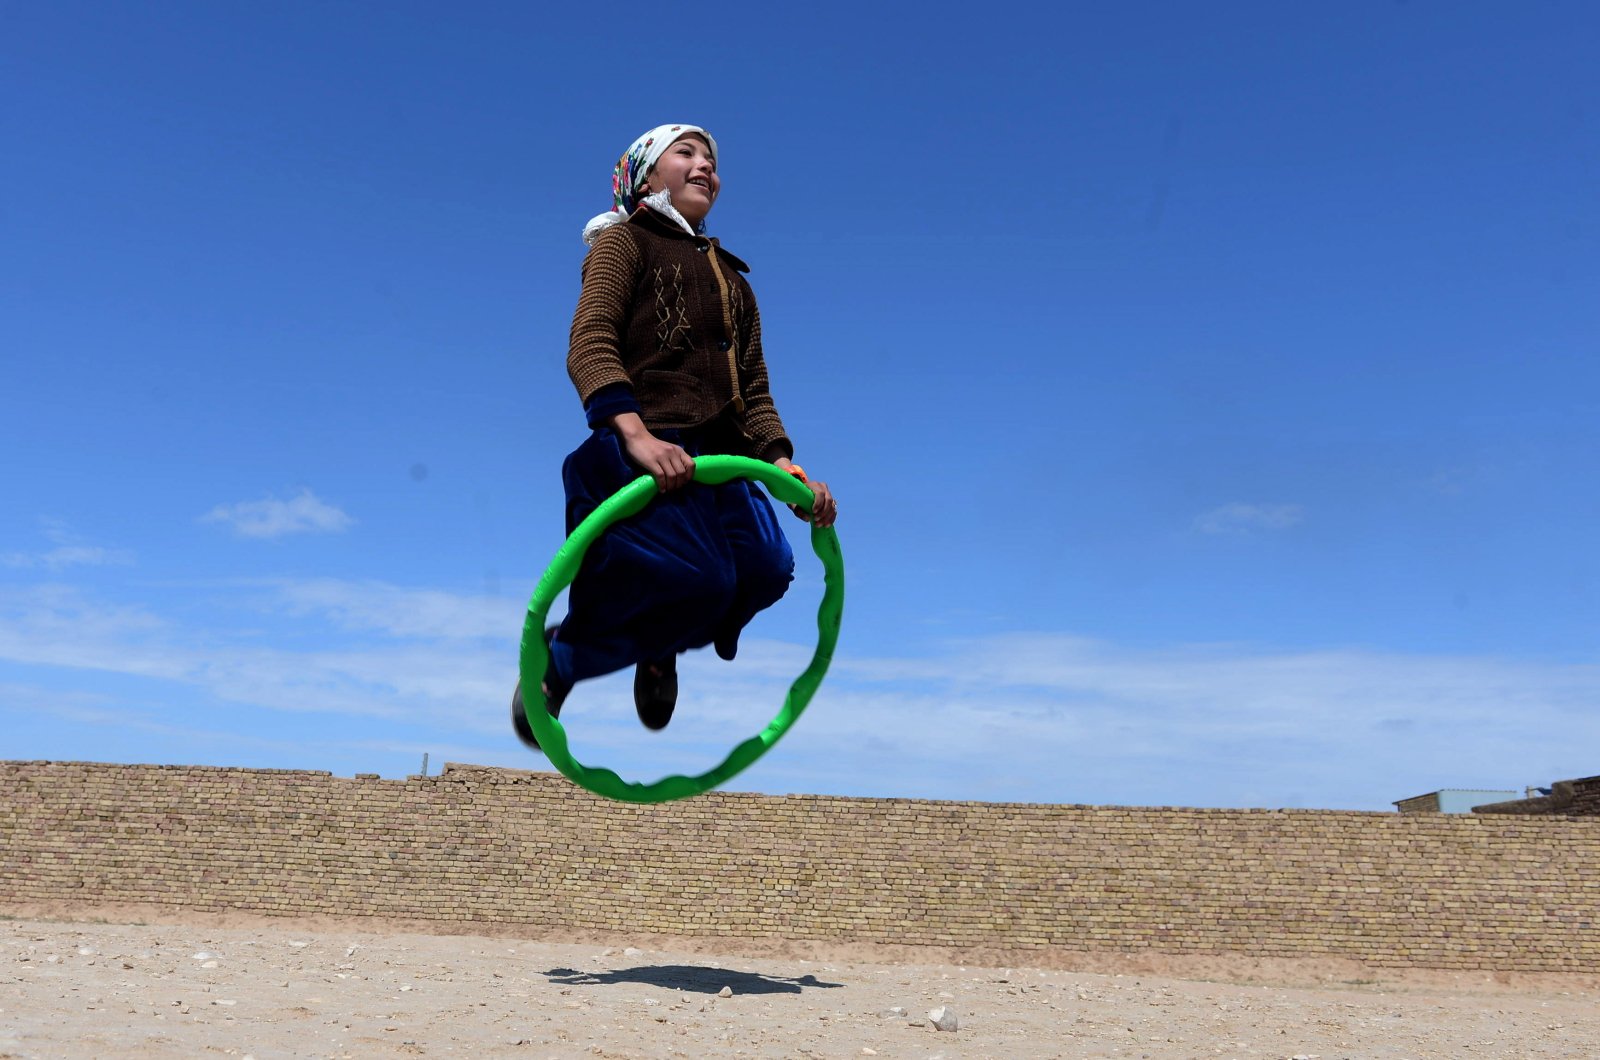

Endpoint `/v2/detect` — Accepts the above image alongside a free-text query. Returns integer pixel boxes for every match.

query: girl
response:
[514,124,837,749]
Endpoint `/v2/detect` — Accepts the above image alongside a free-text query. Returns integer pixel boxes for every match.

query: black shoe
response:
[713,627,739,662]
[633,654,678,731]
[512,626,568,751]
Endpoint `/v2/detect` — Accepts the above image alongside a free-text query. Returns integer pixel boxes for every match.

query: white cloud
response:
[2,519,134,570]
[0,585,179,679]
[1193,502,1305,535]
[547,631,1600,809]
[265,578,522,640]
[1,545,134,570]
[202,489,353,539]
[0,582,508,728]
[4,578,1598,811]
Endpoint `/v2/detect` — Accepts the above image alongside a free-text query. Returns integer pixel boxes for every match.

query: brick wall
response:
[3,760,1597,971]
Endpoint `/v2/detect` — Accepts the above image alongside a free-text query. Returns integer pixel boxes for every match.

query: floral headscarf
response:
[582,124,718,246]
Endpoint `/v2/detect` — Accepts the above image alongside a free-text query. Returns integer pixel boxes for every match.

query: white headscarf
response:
[581,124,719,246]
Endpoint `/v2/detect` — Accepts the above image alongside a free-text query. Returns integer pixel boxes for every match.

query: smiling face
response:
[641,133,720,228]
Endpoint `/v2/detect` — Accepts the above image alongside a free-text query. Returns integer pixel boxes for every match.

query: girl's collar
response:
[626,208,751,272]
[638,189,700,237]
[581,190,702,248]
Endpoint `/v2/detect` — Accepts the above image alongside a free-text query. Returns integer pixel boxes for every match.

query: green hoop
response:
[517,454,844,803]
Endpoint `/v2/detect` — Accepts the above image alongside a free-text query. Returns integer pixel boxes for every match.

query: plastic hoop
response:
[517,455,844,803]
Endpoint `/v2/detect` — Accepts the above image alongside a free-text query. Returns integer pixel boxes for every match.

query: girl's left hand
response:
[803,479,837,529]
[771,455,836,528]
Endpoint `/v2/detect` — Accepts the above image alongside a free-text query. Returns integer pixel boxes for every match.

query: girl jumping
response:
[514,123,838,748]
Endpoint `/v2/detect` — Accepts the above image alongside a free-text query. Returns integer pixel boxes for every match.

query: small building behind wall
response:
[1475,774,1600,816]
[1394,789,1518,814]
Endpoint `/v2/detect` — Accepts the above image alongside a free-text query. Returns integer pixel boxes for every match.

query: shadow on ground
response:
[545,964,844,995]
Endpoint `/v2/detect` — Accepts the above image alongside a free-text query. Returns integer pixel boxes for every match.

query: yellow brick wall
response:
[3,760,1597,971]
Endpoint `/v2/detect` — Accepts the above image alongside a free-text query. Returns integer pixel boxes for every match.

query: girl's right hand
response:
[622,430,695,492]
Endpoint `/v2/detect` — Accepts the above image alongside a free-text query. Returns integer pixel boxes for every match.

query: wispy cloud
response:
[737,634,1600,807]
[0,582,512,727]
[2,518,134,570]
[201,489,353,539]
[0,585,178,679]
[265,578,519,640]
[1,545,134,570]
[1193,502,1305,535]
[3,577,1597,810]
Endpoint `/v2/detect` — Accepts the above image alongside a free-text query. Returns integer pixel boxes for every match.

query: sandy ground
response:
[3,909,1599,1059]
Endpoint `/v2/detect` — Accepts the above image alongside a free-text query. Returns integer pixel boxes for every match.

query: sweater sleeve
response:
[582,382,643,428]
[737,297,794,461]
[567,225,643,404]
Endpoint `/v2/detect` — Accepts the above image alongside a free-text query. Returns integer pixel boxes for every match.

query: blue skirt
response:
[547,426,795,689]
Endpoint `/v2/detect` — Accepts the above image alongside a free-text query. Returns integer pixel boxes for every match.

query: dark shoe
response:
[713,626,739,662]
[633,654,678,731]
[512,626,568,751]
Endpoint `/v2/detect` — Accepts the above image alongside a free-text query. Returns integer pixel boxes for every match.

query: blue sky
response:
[4,1,1596,809]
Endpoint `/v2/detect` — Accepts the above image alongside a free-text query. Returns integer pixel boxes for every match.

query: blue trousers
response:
[547,427,795,689]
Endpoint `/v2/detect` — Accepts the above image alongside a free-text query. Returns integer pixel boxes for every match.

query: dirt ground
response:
[3,906,1598,1059]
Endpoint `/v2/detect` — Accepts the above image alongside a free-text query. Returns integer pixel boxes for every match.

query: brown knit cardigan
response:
[567,207,792,460]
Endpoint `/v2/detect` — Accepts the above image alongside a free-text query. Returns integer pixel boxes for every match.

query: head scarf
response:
[582,124,718,246]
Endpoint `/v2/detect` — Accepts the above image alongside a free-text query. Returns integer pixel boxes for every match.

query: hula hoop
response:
[517,454,844,804]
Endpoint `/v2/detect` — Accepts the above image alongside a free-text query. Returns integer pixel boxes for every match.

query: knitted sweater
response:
[567,207,792,460]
